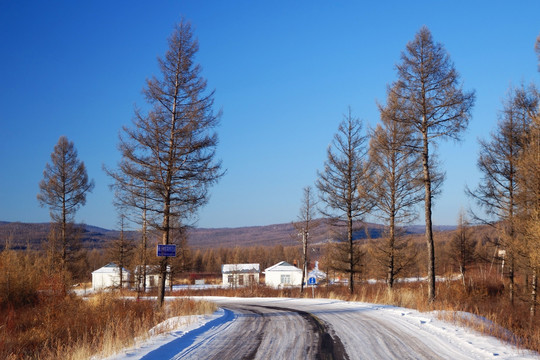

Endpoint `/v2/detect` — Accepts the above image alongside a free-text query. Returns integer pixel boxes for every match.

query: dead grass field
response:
[0,290,216,360]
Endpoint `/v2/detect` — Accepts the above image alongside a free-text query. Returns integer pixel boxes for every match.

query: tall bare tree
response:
[107,213,134,290]
[37,136,94,278]
[368,85,426,290]
[515,85,540,318]
[467,86,536,303]
[316,108,372,293]
[448,209,476,287]
[293,186,319,293]
[390,27,475,302]
[107,20,223,306]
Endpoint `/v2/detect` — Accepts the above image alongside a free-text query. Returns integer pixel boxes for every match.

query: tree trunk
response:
[142,195,148,294]
[348,214,354,294]
[61,192,67,294]
[158,197,171,307]
[422,130,436,303]
[531,267,538,321]
[300,230,307,294]
[509,253,515,305]
[388,212,395,291]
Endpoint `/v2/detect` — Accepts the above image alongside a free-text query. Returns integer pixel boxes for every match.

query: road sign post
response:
[308,276,317,298]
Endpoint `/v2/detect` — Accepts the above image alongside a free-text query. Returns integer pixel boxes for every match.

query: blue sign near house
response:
[308,276,317,285]
[157,244,177,257]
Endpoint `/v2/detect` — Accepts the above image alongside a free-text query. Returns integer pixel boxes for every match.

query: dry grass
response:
[0,291,217,360]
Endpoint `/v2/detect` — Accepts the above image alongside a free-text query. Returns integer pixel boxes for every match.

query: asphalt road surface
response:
[167,298,478,360]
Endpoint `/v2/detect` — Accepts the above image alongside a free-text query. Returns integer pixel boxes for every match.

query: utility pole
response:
[299,228,309,293]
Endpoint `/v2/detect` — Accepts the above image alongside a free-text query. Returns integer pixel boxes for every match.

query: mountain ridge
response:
[0,220,456,250]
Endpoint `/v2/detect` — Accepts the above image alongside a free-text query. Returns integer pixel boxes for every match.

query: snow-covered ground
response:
[101,296,539,360]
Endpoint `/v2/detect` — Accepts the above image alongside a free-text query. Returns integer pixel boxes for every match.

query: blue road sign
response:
[308,276,317,285]
[157,244,177,257]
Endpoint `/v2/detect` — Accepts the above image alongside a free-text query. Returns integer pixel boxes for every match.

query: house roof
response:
[92,262,129,274]
[222,263,260,274]
[264,261,302,273]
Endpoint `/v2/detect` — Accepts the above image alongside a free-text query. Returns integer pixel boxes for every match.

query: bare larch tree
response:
[316,108,372,294]
[448,209,476,287]
[107,212,134,290]
[514,85,540,318]
[108,20,223,306]
[293,186,319,293]
[390,27,475,302]
[37,136,94,279]
[368,84,426,290]
[467,86,535,303]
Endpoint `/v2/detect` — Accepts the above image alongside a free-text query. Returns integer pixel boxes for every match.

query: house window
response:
[238,275,244,286]
[248,274,255,284]
[281,274,291,284]
[228,275,234,284]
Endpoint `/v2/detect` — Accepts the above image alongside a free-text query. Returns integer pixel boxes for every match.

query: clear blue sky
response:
[1,1,538,230]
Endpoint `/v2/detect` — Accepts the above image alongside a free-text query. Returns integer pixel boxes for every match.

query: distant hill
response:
[0,220,456,250]
[0,222,119,250]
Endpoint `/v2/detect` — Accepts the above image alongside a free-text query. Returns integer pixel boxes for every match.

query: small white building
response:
[264,261,303,288]
[222,263,260,287]
[92,263,130,291]
[133,265,172,290]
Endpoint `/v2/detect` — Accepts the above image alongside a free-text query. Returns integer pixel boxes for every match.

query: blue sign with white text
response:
[308,276,317,285]
[157,244,177,257]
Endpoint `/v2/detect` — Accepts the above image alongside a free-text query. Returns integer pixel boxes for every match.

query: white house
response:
[91,263,130,291]
[133,265,171,290]
[222,263,260,287]
[264,261,303,288]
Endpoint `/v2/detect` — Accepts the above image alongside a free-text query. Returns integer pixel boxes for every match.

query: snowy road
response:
[109,297,539,360]
[165,301,341,360]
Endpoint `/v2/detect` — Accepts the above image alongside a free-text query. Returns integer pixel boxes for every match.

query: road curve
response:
[134,297,535,360]
[206,298,446,360]
[170,301,345,360]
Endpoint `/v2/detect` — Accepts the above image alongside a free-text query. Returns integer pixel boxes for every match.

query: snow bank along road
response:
[110,297,539,360]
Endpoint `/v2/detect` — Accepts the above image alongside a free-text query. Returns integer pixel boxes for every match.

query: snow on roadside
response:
[201,297,539,360]
[97,308,231,360]
[359,303,533,359]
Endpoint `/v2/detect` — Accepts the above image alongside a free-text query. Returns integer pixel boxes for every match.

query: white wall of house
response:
[92,263,130,291]
[264,261,303,288]
[133,265,171,289]
[222,264,260,287]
